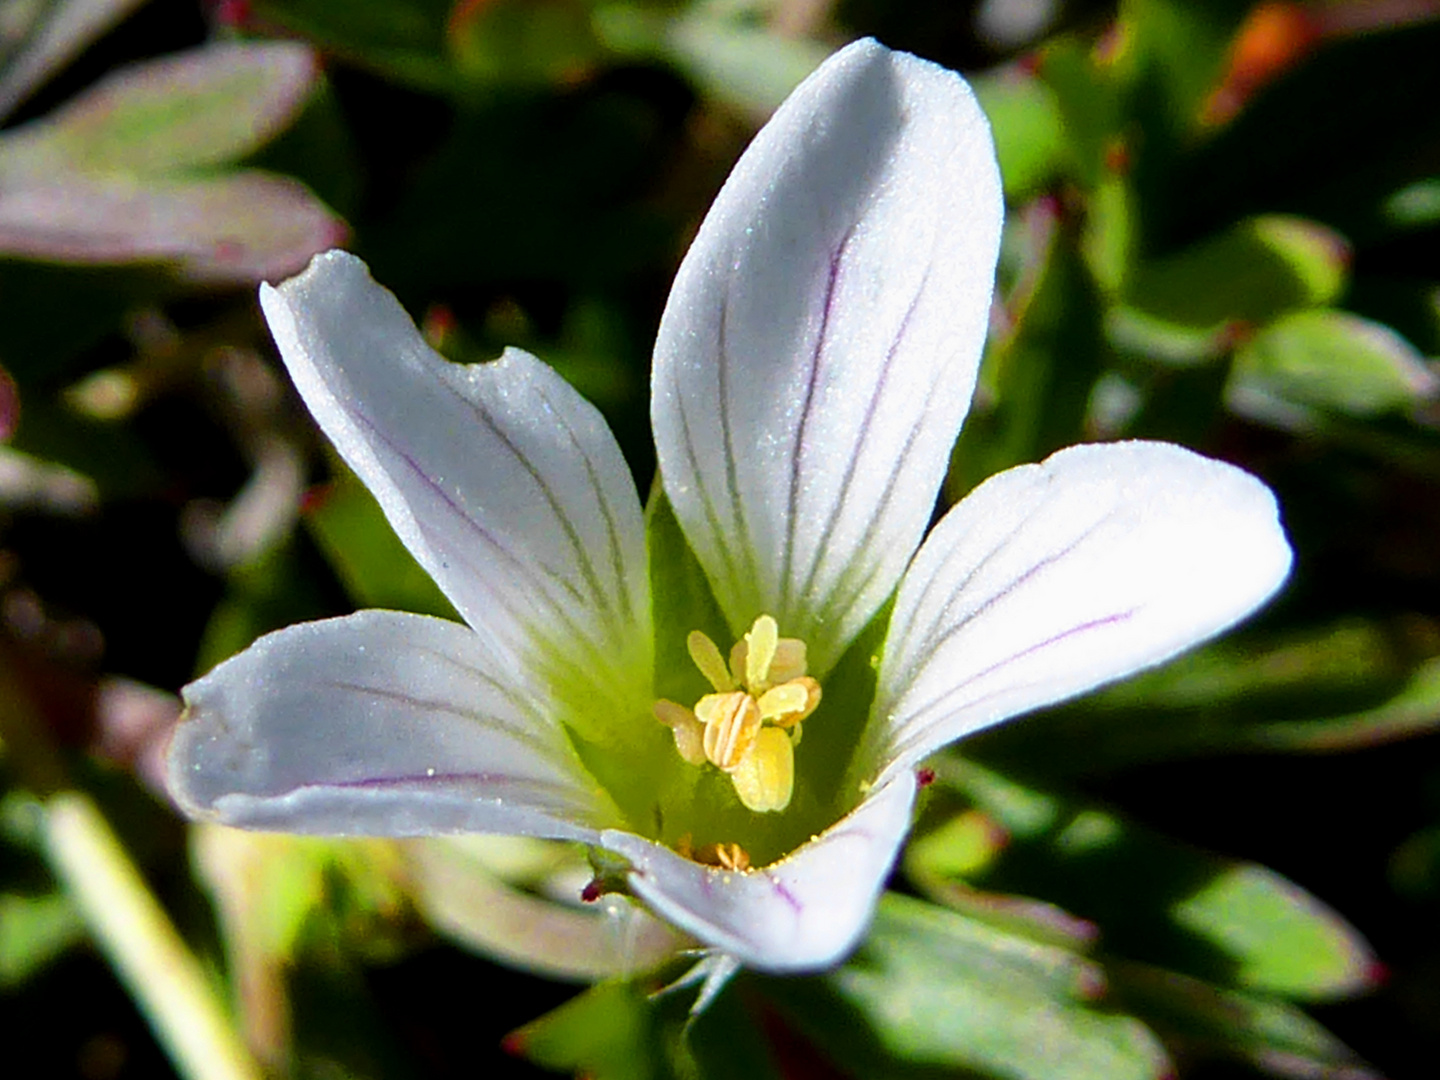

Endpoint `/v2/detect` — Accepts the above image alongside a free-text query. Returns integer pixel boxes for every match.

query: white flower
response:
[166,39,1292,976]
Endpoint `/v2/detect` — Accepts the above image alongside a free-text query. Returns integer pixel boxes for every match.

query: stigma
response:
[653,614,821,813]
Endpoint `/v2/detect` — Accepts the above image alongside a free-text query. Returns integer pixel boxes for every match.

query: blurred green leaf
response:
[920,759,1379,1002]
[595,3,828,118]
[449,0,603,87]
[304,465,459,620]
[1036,36,1122,189]
[971,618,1440,772]
[510,980,660,1080]
[1120,0,1252,135]
[1172,864,1375,1001]
[950,212,1105,498]
[0,0,148,120]
[255,0,455,93]
[0,171,346,284]
[972,69,1067,201]
[770,893,1169,1080]
[0,42,319,178]
[406,836,681,982]
[1125,215,1349,333]
[1112,962,1381,1080]
[0,890,85,986]
[1228,309,1438,426]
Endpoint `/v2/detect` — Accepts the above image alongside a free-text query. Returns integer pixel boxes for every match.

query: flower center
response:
[652,614,821,814]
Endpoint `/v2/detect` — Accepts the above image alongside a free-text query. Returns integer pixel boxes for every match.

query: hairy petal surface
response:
[868,442,1293,782]
[261,251,651,711]
[168,610,612,840]
[601,773,916,972]
[652,38,1002,674]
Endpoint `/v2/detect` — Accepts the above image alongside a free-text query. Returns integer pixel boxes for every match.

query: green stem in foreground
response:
[0,648,263,1080]
[42,792,265,1080]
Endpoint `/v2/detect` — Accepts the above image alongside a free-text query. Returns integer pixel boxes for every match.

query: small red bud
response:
[916,767,936,788]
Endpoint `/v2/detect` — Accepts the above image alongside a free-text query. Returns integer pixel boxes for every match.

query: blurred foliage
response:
[2,0,1440,1079]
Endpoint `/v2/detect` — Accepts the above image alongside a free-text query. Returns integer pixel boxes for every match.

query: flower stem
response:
[0,646,263,1080]
[42,791,265,1080]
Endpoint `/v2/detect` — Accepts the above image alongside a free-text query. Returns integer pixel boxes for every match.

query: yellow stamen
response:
[756,676,821,728]
[744,615,779,691]
[695,842,751,872]
[653,699,706,765]
[686,630,735,693]
[696,691,760,770]
[731,728,795,812]
[661,613,819,818]
[769,638,808,684]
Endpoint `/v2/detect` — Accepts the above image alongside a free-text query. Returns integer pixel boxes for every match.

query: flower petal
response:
[652,39,1002,673]
[868,442,1293,780]
[261,250,650,703]
[167,610,612,841]
[600,772,916,972]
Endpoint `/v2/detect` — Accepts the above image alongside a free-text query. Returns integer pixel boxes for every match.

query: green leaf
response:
[509,981,660,1080]
[973,70,1068,201]
[770,893,1169,1080]
[922,759,1379,1002]
[594,3,829,119]
[406,836,682,982]
[949,213,1105,499]
[973,618,1440,772]
[254,0,455,94]
[0,42,319,178]
[1125,216,1349,333]
[0,170,345,284]
[1228,309,1438,424]
[1171,864,1378,1001]
[0,890,85,987]
[0,0,148,121]
[448,0,603,87]
[304,465,458,621]
[1112,961,1381,1079]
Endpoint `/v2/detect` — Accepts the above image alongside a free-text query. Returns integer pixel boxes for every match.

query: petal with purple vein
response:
[865,441,1293,783]
[652,39,1002,675]
[168,610,614,841]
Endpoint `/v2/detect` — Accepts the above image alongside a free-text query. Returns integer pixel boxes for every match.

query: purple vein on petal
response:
[793,262,932,631]
[893,513,1113,695]
[885,608,1139,765]
[437,374,629,641]
[348,406,604,660]
[530,377,641,635]
[313,679,569,765]
[669,373,746,599]
[715,290,763,596]
[779,224,855,619]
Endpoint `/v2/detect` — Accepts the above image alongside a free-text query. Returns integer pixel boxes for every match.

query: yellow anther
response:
[653,699,706,765]
[744,614,780,691]
[731,727,795,812]
[696,691,760,770]
[686,630,735,693]
[660,614,819,816]
[769,638,808,684]
[695,842,751,872]
[756,676,821,728]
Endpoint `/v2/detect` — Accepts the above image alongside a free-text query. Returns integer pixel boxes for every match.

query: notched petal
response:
[261,251,650,707]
